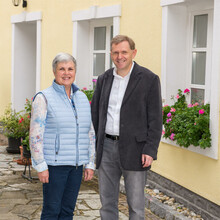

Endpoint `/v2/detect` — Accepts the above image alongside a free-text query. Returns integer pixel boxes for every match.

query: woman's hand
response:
[38,170,49,183]
[84,169,94,181]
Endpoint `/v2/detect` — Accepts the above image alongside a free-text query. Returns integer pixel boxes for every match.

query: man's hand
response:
[84,169,94,181]
[142,154,153,168]
[38,170,49,183]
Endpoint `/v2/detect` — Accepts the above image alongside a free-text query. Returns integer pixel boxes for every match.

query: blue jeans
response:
[41,165,83,220]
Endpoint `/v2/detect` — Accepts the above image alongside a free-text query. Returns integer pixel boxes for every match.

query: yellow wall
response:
[152,141,220,205]
[0,0,161,113]
[0,2,19,114]
[0,0,219,206]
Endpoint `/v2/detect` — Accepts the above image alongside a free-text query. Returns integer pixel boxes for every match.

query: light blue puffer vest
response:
[40,81,91,166]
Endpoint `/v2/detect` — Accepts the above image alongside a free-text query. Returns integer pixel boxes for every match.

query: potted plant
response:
[0,98,32,154]
[162,89,211,149]
[21,133,31,158]
[81,88,94,103]
[0,105,23,153]
[18,98,32,158]
[81,79,96,103]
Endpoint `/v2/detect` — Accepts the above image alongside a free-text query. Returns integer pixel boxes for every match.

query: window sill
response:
[161,137,218,160]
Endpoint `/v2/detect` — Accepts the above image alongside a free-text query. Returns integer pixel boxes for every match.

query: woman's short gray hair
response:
[52,52,77,73]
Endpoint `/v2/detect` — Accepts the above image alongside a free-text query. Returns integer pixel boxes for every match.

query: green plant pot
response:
[23,145,31,158]
[6,137,21,154]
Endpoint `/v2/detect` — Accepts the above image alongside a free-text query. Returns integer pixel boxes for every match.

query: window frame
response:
[72,5,121,89]
[187,10,213,105]
[90,20,113,82]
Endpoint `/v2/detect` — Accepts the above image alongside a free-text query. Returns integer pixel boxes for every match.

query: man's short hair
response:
[111,35,136,50]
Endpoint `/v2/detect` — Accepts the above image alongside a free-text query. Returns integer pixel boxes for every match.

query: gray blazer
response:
[91,62,162,171]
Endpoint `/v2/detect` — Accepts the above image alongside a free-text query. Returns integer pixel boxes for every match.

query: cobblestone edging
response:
[119,180,189,220]
[147,171,220,220]
[119,174,220,220]
[145,188,203,220]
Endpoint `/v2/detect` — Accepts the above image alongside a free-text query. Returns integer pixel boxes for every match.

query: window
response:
[161,0,220,159]
[93,26,107,77]
[188,12,212,104]
[91,23,113,84]
[72,5,120,89]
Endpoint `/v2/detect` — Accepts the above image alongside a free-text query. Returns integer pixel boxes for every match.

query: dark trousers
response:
[41,165,83,220]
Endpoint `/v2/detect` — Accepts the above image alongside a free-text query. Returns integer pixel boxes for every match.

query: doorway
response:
[12,22,37,111]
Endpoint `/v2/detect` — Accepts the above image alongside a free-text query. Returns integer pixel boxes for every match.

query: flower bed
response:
[162,89,211,149]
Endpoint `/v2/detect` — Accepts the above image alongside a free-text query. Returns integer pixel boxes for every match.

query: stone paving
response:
[0,145,162,220]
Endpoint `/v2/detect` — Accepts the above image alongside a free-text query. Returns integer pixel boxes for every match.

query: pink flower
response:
[193,102,199,107]
[82,87,87,90]
[167,112,172,117]
[176,94,180,99]
[166,118,172,123]
[92,79,97,83]
[163,104,169,107]
[199,109,205,114]
[194,122,196,125]
[162,130,165,135]
[170,108,176,112]
[184,88,190,94]
[89,101,91,104]
[170,133,175,141]
[188,104,193,108]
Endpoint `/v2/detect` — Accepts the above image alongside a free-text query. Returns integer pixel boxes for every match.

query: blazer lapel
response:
[122,63,142,106]
[102,70,114,108]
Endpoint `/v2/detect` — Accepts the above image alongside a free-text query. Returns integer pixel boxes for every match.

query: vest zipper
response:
[71,97,79,167]
[55,134,60,162]
[75,114,79,167]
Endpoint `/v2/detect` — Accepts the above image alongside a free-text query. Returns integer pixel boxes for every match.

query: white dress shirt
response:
[105,62,134,136]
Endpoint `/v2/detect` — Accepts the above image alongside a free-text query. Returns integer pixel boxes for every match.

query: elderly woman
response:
[29,52,95,219]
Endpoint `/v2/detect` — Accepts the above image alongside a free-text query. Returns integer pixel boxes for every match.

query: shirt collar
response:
[53,80,79,94]
[113,61,134,79]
